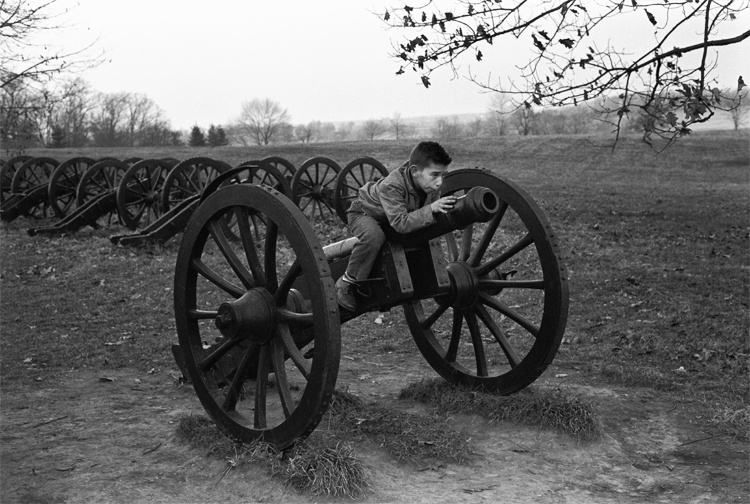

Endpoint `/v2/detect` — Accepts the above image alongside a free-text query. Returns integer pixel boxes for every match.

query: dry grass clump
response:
[322,389,472,465]
[174,414,370,498]
[710,404,750,441]
[399,378,602,442]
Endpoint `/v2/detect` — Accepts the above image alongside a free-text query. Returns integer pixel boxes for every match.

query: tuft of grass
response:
[710,404,750,441]
[399,378,603,442]
[272,441,370,497]
[322,389,472,464]
[174,414,370,498]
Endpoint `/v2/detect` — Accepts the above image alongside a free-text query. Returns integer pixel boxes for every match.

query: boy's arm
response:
[379,184,436,234]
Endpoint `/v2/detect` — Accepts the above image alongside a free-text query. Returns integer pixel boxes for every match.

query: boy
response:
[336,141,457,311]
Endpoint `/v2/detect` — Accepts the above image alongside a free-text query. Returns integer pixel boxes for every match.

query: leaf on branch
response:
[532,34,545,51]
[559,38,575,49]
[476,49,483,61]
[421,75,431,88]
[432,14,438,26]
[445,12,454,21]
[666,111,677,127]
[422,12,426,22]
[396,67,405,75]
[539,30,550,41]
[739,76,746,92]
[384,10,390,21]
[631,0,638,8]
[645,9,657,26]
[404,5,413,13]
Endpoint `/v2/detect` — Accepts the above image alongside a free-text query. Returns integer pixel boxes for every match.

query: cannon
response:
[173,167,569,450]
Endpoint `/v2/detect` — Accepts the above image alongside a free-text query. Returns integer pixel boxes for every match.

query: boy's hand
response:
[431,196,458,214]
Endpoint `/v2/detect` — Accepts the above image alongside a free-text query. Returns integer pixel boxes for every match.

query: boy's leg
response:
[336,212,385,311]
[345,212,386,282]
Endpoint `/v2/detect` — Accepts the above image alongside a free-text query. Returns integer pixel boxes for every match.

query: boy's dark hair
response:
[409,141,453,169]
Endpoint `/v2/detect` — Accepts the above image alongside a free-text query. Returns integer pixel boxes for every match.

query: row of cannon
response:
[2,153,571,451]
[0,155,390,244]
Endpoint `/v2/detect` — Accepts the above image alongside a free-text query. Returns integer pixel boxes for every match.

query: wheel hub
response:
[214,288,278,343]
[442,262,480,309]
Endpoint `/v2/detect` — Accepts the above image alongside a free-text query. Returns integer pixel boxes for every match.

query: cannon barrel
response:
[387,186,499,247]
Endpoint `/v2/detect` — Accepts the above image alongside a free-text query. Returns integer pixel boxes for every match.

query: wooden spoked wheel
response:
[116,159,173,230]
[259,156,296,188]
[1,155,32,204]
[47,157,96,218]
[403,169,569,394]
[76,160,130,227]
[333,156,389,223]
[235,160,292,197]
[291,157,340,221]
[9,157,59,219]
[10,157,58,194]
[160,157,231,213]
[173,183,340,449]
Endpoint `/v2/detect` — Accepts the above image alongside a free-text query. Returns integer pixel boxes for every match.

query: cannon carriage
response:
[172,167,569,450]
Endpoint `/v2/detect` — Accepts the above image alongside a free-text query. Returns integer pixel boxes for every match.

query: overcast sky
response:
[52,0,750,131]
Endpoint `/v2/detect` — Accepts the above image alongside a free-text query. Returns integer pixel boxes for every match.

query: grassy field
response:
[2,129,748,438]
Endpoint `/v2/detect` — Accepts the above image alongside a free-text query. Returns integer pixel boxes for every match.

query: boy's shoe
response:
[336,276,357,312]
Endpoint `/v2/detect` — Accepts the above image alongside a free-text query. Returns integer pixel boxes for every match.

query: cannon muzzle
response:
[387,186,500,246]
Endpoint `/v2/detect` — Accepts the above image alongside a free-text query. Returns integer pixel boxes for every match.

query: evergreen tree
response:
[207,124,229,147]
[49,125,67,148]
[188,125,206,147]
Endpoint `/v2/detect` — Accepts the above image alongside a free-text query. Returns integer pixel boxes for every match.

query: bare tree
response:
[431,117,463,140]
[1,0,101,90]
[360,119,387,140]
[724,87,750,129]
[89,92,129,147]
[390,112,406,140]
[294,121,317,144]
[237,98,290,145]
[385,1,750,147]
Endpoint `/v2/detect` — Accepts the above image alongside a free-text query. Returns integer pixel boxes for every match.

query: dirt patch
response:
[1,349,746,504]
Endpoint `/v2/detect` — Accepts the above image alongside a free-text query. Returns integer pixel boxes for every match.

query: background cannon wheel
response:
[174,183,340,449]
[259,156,296,189]
[47,157,96,218]
[333,156,389,223]
[9,157,59,219]
[291,156,340,221]
[403,168,569,394]
[76,159,130,227]
[10,157,58,194]
[235,160,292,197]
[116,159,173,230]
[1,155,32,204]
[160,157,231,213]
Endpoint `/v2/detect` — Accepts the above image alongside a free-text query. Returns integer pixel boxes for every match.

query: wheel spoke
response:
[274,261,301,305]
[237,207,266,287]
[478,292,540,337]
[188,309,218,319]
[207,218,254,289]
[469,203,508,267]
[198,337,241,372]
[445,309,463,362]
[478,279,545,290]
[190,257,245,298]
[277,323,311,378]
[444,233,459,261]
[264,222,279,293]
[222,341,260,412]
[254,344,271,428]
[465,310,488,377]
[460,223,474,261]
[420,301,450,330]
[476,232,534,277]
[476,305,521,368]
[271,338,296,418]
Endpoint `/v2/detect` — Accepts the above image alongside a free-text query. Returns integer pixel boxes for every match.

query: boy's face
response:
[412,162,449,193]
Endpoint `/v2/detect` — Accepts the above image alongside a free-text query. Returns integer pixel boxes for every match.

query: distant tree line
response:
[1,77,183,150]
